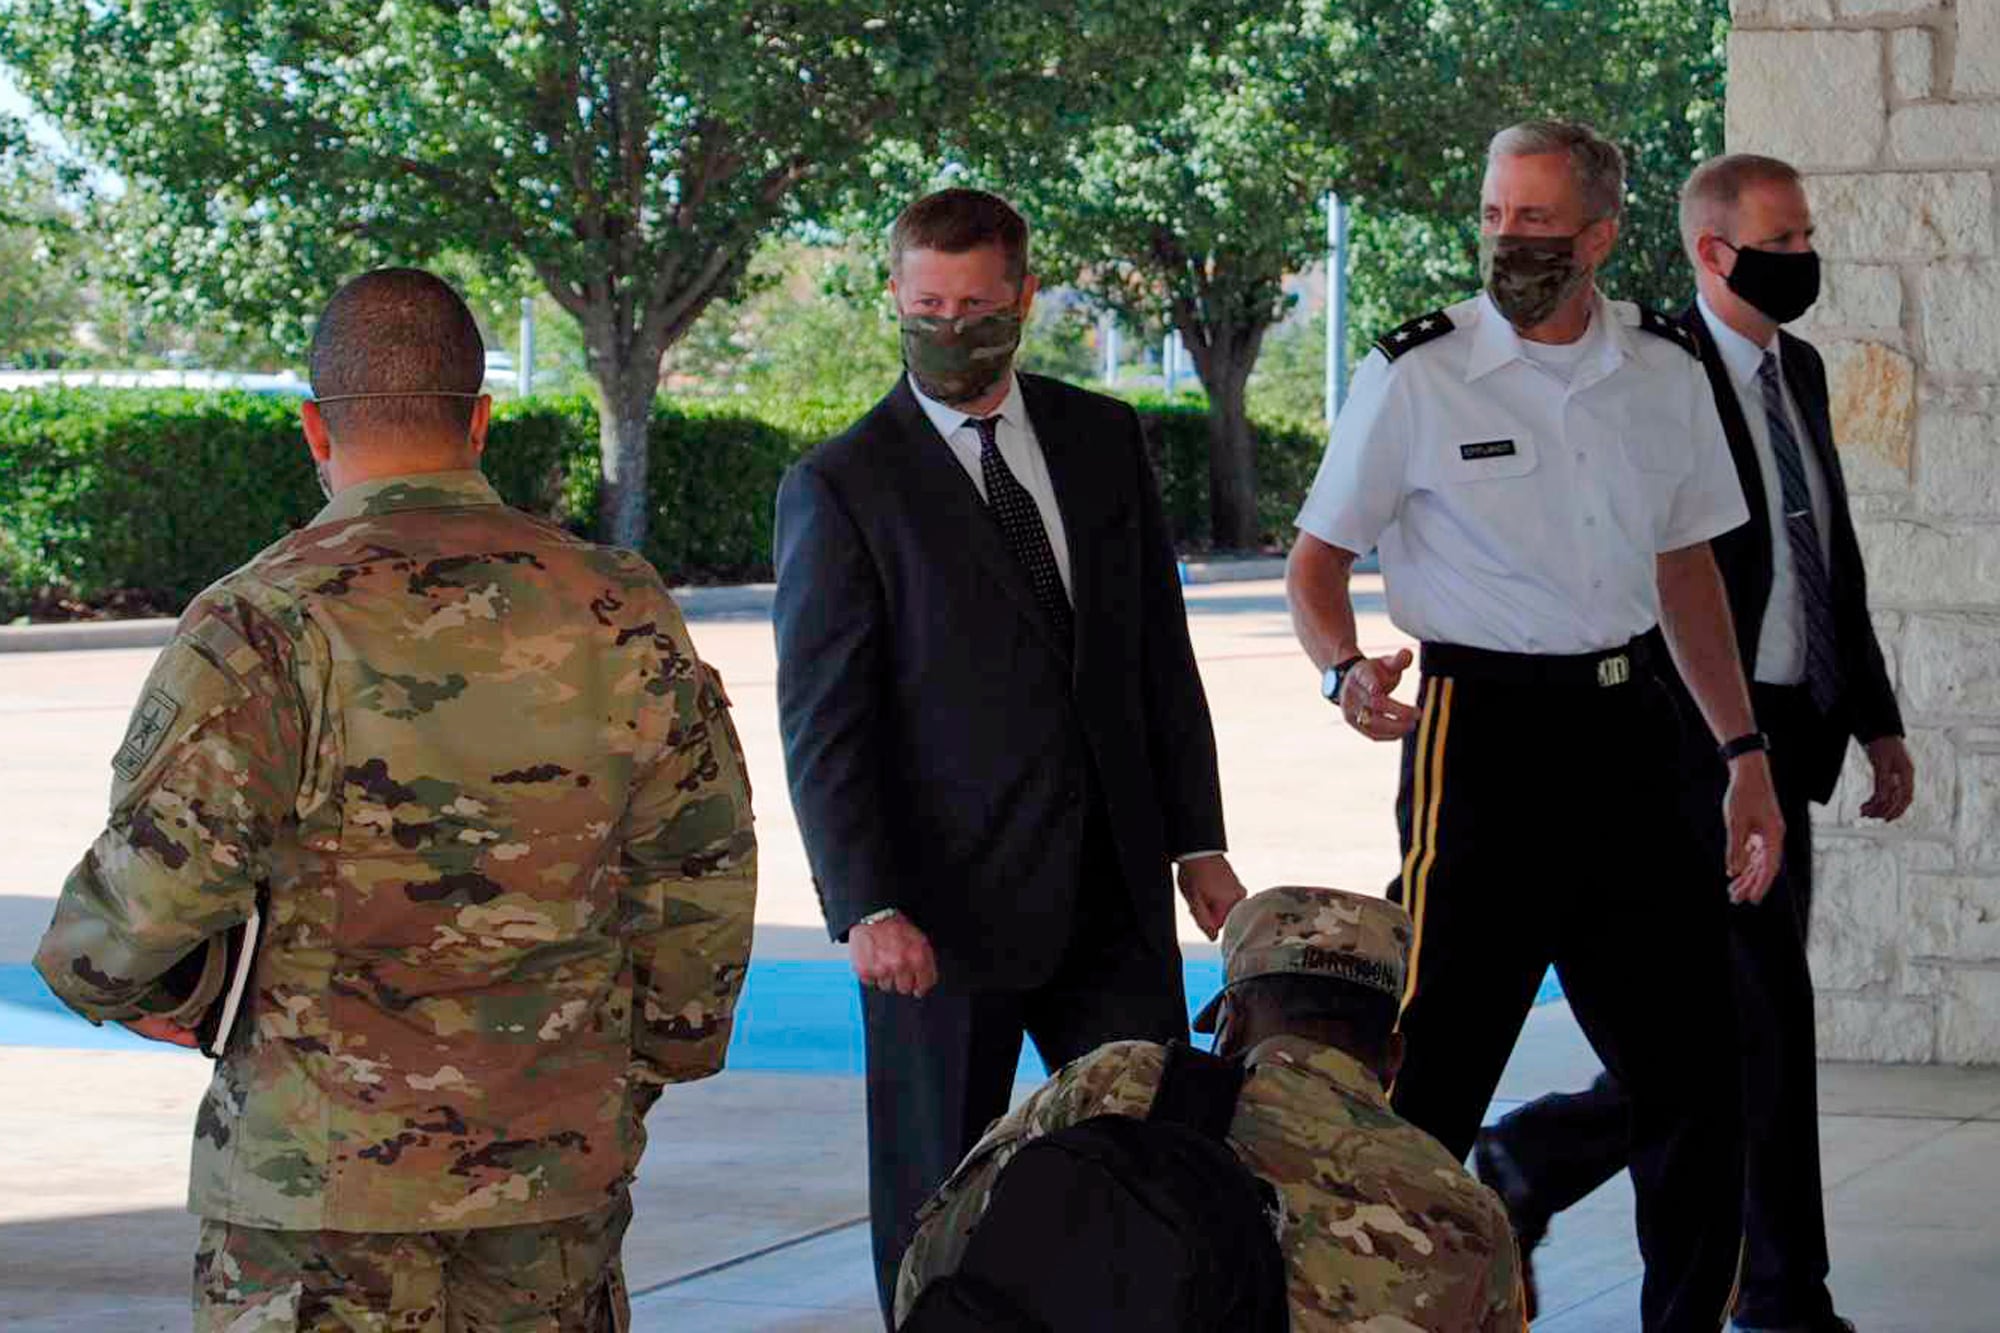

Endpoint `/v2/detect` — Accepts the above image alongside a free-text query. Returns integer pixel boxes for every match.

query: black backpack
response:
[899,1041,1290,1332]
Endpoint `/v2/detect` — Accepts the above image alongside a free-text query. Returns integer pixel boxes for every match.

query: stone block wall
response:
[1730,0,2000,1063]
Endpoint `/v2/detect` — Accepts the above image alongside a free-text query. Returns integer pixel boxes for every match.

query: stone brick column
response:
[1730,0,2000,1063]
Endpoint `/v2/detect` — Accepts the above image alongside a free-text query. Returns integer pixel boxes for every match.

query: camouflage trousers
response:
[193,1191,632,1332]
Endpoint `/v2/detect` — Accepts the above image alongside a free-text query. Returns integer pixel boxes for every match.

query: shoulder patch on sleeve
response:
[108,605,265,790]
[1635,305,1698,357]
[1374,310,1455,361]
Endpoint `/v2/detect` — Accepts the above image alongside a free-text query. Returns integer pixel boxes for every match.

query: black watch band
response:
[1719,731,1771,762]
[1322,654,1366,703]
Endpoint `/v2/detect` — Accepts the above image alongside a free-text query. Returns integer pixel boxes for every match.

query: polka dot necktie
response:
[971,415,1074,644]
[1759,352,1843,713]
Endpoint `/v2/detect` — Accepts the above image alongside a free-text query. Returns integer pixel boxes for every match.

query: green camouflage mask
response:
[1479,230,1593,330]
[901,309,1024,405]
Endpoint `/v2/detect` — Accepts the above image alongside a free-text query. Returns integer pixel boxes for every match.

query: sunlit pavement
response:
[5,578,1998,1331]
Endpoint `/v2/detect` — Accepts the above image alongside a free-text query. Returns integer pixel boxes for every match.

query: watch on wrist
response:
[1320,654,1366,705]
[855,907,900,928]
[1719,731,1771,763]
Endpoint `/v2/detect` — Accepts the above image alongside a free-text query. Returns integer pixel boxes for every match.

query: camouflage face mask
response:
[1479,230,1594,330]
[901,309,1024,406]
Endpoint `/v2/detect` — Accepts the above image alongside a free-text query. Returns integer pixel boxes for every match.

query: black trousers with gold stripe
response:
[1389,656,1744,1333]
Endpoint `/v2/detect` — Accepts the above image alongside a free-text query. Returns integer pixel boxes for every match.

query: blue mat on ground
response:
[1,959,1565,1075]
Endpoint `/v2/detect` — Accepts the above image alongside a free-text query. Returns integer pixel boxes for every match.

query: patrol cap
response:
[1191,886,1412,1033]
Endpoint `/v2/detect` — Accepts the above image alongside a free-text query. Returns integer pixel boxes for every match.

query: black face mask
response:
[1722,243,1820,324]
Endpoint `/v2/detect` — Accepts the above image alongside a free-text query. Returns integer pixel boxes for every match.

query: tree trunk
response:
[1203,357,1260,550]
[594,363,658,553]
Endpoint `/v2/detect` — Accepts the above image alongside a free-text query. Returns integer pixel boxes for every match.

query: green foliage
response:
[0,391,321,617]
[0,381,1317,618]
[1119,392,1323,550]
[1344,0,1730,358]
[0,392,585,618]
[0,0,1241,546]
[1246,318,1328,427]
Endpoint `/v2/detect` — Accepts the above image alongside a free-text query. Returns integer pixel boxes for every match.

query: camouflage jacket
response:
[35,471,757,1232]
[896,1036,1526,1332]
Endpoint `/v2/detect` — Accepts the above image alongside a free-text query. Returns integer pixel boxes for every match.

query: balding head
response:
[307,268,486,445]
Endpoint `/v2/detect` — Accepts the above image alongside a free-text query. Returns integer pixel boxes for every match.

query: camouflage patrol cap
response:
[1191,886,1413,1033]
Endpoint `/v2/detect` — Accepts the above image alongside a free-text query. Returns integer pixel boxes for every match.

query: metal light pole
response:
[517,297,536,398]
[1099,310,1121,385]
[1324,192,1349,424]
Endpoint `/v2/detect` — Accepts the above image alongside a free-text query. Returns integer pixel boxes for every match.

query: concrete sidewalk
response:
[6,1004,1998,1331]
[6,575,1998,1329]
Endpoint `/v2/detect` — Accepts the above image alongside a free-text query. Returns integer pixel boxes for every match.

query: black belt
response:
[1420,634,1654,690]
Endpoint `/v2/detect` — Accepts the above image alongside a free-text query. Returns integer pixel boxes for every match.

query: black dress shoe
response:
[1473,1131,1547,1320]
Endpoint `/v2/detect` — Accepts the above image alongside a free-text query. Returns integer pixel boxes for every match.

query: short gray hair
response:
[1679,153,1805,261]
[1487,120,1626,221]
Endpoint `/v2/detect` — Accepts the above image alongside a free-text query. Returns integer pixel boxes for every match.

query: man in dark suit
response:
[771,188,1248,1324]
[1475,155,1915,1333]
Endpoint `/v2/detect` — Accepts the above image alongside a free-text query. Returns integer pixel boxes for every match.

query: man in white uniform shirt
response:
[1478,154,1914,1333]
[1285,121,1784,1333]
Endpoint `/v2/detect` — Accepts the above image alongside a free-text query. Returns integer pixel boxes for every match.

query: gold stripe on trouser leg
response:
[1400,677,1455,1014]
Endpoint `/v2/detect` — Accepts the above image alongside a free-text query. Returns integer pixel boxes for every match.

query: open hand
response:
[1724,754,1785,905]
[1340,649,1422,741]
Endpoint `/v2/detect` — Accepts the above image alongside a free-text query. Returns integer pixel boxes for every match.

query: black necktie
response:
[1759,352,1842,713]
[971,415,1073,643]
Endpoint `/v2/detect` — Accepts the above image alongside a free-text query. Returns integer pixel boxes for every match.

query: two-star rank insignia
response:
[1374,310,1456,361]
[1635,305,1698,357]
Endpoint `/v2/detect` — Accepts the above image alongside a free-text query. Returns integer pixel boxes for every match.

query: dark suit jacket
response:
[772,372,1227,991]
[1679,305,1904,802]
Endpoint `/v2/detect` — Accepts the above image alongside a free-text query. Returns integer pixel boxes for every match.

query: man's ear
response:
[467,394,493,458]
[1582,215,1621,272]
[1017,273,1040,323]
[301,399,332,463]
[1695,230,1736,281]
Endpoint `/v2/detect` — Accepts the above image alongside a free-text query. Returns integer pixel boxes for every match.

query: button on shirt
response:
[1296,292,1749,654]
[911,372,1073,597]
[1695,296,1832,686]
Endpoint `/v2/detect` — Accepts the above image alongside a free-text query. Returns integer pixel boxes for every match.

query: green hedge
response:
[0,385,1321,621]
[1119,391,1324,549]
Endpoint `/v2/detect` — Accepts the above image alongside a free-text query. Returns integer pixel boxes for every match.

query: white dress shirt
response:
[1695,296,1832,686]
[910,372,1221,866]
[1296,291,1749,655]
[910,372,1073,597]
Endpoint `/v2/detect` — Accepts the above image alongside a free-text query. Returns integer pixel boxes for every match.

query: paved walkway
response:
[4,579,1997,1330]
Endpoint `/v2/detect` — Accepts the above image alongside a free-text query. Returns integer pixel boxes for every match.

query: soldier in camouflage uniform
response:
[895,887,1526,1332]
[33,268,757,1332]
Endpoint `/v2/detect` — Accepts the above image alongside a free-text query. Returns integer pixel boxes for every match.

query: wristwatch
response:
[1719,731,1771,763]
[1320,655,1366,705]
[855,907,901,928]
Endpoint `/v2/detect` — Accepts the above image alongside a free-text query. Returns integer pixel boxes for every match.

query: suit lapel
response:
[882,376,1073,664]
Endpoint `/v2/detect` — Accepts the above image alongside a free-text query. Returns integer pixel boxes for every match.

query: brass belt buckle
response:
[1596,653,1631,688]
